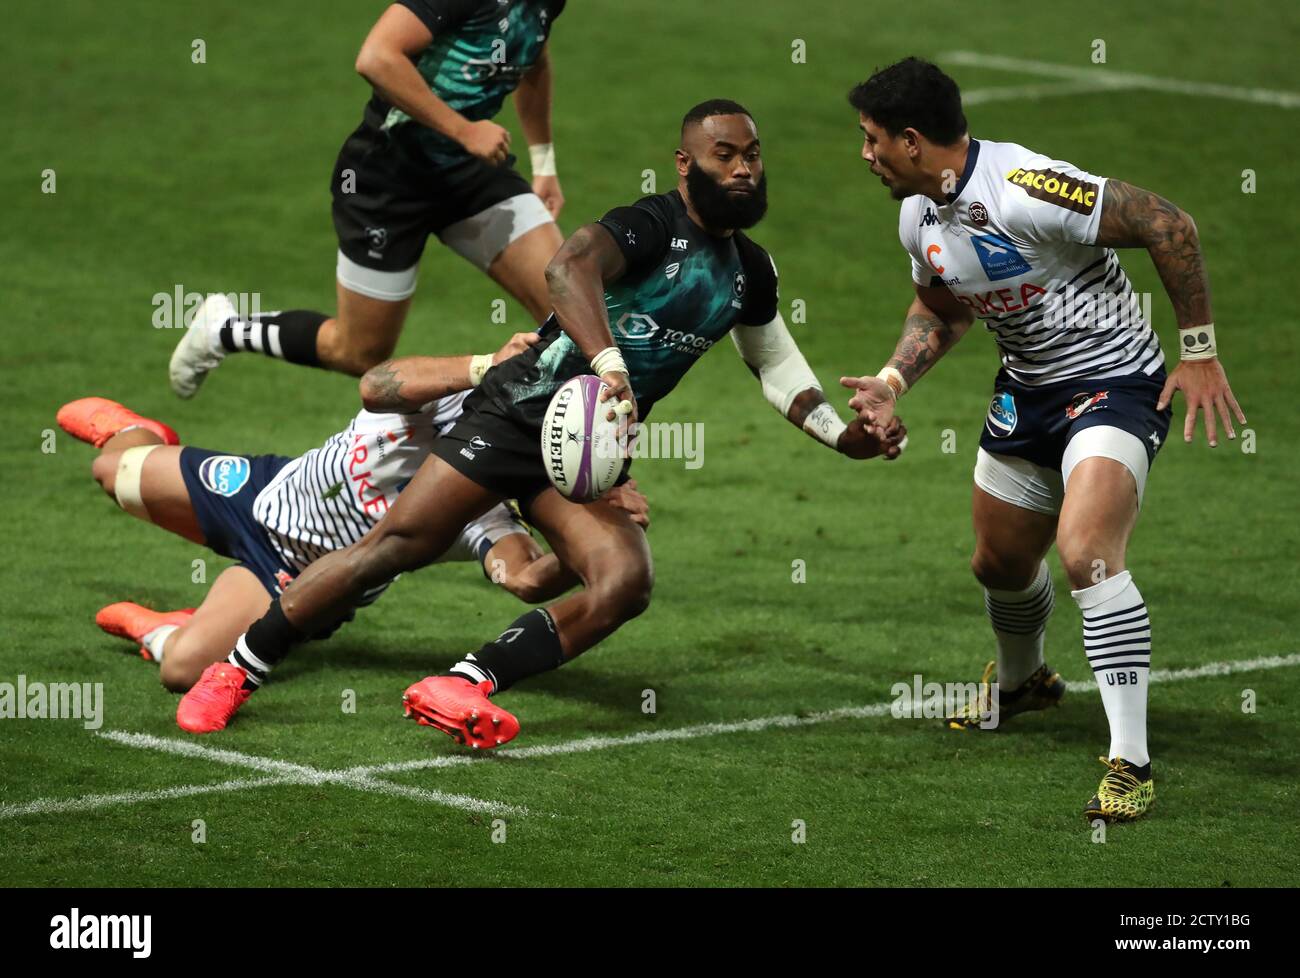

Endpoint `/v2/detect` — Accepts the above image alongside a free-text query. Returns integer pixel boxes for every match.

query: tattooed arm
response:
[839,284,974,428]
[1094,180,1211,327]
[359,332,540,413]
[1095,180,1245,446]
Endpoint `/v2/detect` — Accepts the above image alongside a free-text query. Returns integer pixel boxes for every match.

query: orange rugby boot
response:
[176,662,253,733]
[57,397,179,448]
[95,602,196,661]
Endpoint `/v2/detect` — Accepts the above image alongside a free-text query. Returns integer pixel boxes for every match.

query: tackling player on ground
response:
[176,99,906,746]
[170,1,568,391]
[58,332,647,727]
[839,58,1246,822]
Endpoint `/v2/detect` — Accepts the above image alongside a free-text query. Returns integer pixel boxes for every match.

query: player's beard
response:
[685,161,768,231]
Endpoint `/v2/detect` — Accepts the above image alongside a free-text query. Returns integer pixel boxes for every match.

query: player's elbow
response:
[354,42,392,83]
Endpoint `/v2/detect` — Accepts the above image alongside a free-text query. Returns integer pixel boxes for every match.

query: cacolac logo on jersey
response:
[1006,167,1098,214]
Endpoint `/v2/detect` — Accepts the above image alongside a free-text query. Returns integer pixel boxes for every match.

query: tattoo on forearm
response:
[364,361,419,412]
[787,388,825,428]
[889,311,956,387]
[1096,179,1211,326]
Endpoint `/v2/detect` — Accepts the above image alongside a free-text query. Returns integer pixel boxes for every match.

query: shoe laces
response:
[1098,756,1141,794]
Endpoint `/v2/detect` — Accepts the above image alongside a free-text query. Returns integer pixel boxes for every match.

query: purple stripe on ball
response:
[571,375,602,500]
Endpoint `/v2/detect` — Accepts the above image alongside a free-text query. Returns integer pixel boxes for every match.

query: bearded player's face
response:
[859,114,914,201]
[678,114,768,231]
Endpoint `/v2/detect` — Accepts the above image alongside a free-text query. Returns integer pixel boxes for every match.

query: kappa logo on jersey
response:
[1005,167,1099,215]
[970,232,1033,282]
[199,455,251,497]
[985,391,1018,438]
[1066,391,1110,420]
[919,208,940,228]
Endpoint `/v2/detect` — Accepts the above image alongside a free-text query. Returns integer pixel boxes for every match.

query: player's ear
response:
[901,127,923,159]
[675,148,690,178]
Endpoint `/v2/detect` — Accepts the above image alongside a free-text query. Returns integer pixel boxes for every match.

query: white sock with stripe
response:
[1072,570,1150,766]
[984,561,1054,689]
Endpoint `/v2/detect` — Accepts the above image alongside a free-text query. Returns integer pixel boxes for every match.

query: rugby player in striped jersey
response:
[57,332,648,722]
[839,58,1247,821]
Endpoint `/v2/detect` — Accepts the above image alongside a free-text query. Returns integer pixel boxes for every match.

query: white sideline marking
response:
[963,80,1130,106]
[942,51,1300,110]
[95,730,534,818]
[353,652,1300,776]
[0,776,295,820]
[5,653,1297,820]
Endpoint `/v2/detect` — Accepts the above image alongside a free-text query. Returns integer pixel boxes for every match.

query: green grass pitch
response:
[2,0,1298,886]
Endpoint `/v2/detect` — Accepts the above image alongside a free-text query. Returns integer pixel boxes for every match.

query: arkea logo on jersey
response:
[199,455,251,497]
[985,391,1018,438]
[970,233,1033,281]
[1006,167,1099,215]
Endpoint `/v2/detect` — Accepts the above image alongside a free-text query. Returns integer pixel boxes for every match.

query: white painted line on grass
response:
[0,776,295,820]
[963,80,1133,106]
[354,652,1300,776]
[7,653,1296,820]
[941,51,1300,109]
[95,730,534,818]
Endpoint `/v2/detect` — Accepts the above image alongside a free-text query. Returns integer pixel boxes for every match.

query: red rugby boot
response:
[402,676,520,749]
[176,662,253,733]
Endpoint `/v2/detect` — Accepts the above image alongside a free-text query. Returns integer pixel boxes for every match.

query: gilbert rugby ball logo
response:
[199,455,251,496]
[985,391,1018,438]
[545,385,575,488]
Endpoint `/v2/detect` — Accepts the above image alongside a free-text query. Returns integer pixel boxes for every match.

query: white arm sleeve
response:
[729,311,820,417]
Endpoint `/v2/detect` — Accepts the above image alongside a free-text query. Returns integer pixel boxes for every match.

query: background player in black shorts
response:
[177,100,907,744]
[170,0,567,392]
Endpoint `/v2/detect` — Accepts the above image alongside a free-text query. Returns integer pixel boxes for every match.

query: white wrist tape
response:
[875,366,908,399]
[1178,323,1217,361]
[728,312,820,416]
[529,142,557,177]
[469,354,494,386]
[590,346,628,378]
[803,402,848,450]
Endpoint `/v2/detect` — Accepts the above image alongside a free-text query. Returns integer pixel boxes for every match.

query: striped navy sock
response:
[984,561,1054,689]
[1072,570,1151,765]
[218,310,326,366]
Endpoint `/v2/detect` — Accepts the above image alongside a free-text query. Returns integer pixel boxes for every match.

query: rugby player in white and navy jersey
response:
[55,332,648,713]
[839,58,1246,822]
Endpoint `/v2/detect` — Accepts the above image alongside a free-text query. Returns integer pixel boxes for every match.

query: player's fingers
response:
[1226,388,1247,425]
[1202,399,1218,448]
[839,375,868,390]
[1156,373,1178,412]
[1182,400,1197,443]
[1214,394,1235,440]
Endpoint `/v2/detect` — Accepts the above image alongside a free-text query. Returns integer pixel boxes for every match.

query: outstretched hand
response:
[1157,359,1246,448]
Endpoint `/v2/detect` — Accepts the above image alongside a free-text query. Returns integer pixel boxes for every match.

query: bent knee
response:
[589,560,654,623]
[970,548,1038,592]
[324,323,400,376]
[1057,540,1121,591]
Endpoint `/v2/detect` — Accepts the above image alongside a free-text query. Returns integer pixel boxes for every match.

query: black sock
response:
[227,598,309,689]
[449,609,565,694]
[218,309,326,367]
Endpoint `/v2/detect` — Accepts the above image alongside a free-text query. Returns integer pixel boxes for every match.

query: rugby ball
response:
[541,375,624,501]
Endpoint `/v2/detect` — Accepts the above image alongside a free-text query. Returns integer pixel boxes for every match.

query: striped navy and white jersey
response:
[251,390,526,597]
[898,138,1164,386]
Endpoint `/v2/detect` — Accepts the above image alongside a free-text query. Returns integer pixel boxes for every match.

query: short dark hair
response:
[847,58,967,145]
[681,99,754,136]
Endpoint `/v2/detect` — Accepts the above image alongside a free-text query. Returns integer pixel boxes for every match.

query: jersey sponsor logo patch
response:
[1066,391,1109,420]
[919,208,940,228]
[926,244,945,274]
[969,201,989,226]
[985,391,1018,438]
[665,262,680,280]
[198,455,251,497]
[1005,167,1099,214]
[970,232,1033,282]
